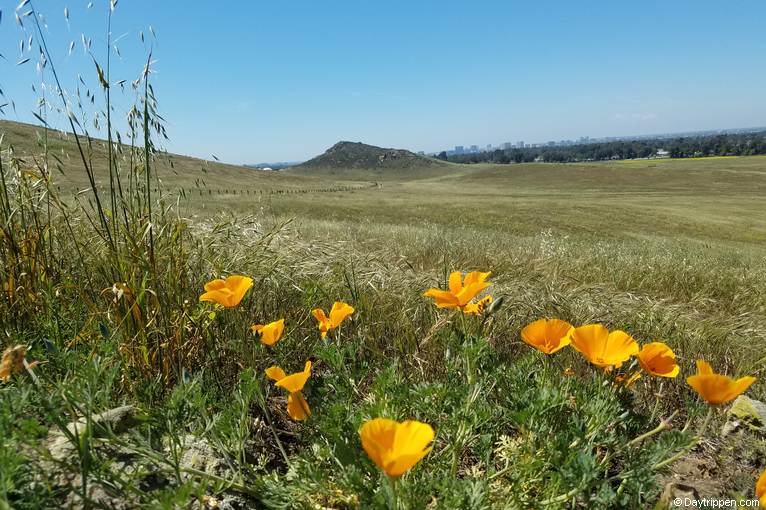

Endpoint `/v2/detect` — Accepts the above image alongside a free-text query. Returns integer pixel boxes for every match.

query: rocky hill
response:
[292,141,444,171]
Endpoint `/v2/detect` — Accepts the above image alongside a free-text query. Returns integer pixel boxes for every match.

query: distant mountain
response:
[290,141,445,171]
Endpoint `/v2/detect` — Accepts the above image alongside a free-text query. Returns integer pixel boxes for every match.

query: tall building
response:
[486,144,493,151]
[517,141,525,148]
[502,142,512,150]
[455,145,464,154]
[470,145,479,153]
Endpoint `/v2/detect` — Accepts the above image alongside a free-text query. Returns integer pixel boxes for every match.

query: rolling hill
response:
[288,141,449,178]
[1,121,455,187]
[0,119,334,192]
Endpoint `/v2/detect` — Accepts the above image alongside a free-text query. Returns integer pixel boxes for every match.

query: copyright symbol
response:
[673,498,683,507]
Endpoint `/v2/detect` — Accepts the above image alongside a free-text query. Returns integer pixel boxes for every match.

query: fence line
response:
[59,182,382,197]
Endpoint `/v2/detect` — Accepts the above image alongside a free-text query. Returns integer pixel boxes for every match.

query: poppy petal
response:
[448,272,463,295]
[265,366,286,382]
[521,318,573,354]
[360,418,398,471]
[605,331,639,368]
[287,392,311,421]
[312,308,328,323]
[463,271,491,287]
[696,360,714,375]
[203,279,226,292]
[384,447,433,477]
[424,289,460,308]
[454,281,488,306]
[329,302,354,327]
[276,361,312,393]
[359,418,433,477]
[637,342,679,378]
[569,324,609,365]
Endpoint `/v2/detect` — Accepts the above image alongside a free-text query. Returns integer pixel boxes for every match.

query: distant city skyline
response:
[428,125,766,158]
[1,1,765,164]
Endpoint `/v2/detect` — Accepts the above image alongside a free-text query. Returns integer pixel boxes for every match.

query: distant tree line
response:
[436,131,766,164]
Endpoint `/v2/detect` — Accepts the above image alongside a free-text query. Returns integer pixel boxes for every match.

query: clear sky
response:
[2,0,766,164]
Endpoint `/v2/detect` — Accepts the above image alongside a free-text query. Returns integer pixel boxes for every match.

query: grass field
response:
[2,115,766,509]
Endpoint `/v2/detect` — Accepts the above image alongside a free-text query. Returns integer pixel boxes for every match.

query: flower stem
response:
[697,406,715,438]
[539,487,580,506]
[386,475,399,510]
[650,407,715,472]
[626,411,676,447]
[648,380,662,423]
[541,351,551,379]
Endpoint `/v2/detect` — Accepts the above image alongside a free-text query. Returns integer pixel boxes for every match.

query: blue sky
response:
[2,0,766,163]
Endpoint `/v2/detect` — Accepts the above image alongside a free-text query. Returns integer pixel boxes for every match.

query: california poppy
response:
[757,469,765,507]
[265,361,312,420]
[568,324,639,369]
[359,418,434,478]
[0,345,39,383]
[251,319,285,346]
[686,360,756,405]
[199,275,253,308]
[312,302,354,338]
[521,318,573,354]
[423,271,491,313]
[637,342,680,378]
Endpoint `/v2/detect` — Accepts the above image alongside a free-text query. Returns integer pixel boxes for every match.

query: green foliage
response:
[252,335,692,508]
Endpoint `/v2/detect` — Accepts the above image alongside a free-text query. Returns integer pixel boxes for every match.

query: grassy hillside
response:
[0,119,359,193]
[2,116,766,507]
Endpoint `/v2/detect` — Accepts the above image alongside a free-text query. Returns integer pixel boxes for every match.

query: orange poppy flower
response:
[265,361,312,420]
[423,271,491,312]
[312,302,354,338]
[359,418,434,478]
[757,469,765,507]
[251,319,285,346]
[686,360,756,405]
[199,275,253,308]
[568,324,639,369]
[636,342,680,378]
[521,318,573,354]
